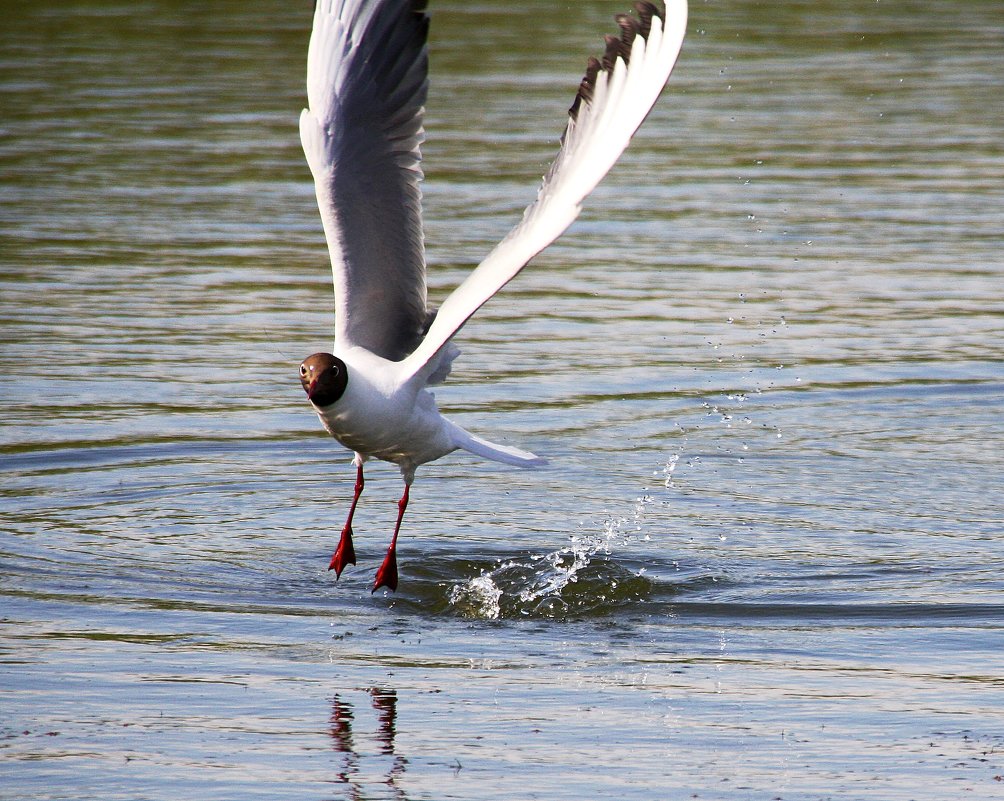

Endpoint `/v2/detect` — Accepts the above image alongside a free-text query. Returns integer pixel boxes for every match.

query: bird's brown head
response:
[299,352,348,407]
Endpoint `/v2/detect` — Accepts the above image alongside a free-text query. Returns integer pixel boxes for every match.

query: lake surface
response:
[2,1,1003,799]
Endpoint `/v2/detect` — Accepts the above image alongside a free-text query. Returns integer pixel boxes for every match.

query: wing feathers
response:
[303,0,431,361]
[402,0,688,382]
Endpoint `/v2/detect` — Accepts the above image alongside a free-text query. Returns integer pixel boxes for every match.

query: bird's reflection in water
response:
[328,688,408,798]
[370,687,398,755]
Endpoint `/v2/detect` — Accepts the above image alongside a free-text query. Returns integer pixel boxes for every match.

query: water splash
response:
[659,453,680,488]
[448,572,502,620]
[447,498,656,620]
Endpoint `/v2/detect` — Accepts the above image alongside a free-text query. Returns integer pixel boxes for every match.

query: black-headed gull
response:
[298,0,688,592]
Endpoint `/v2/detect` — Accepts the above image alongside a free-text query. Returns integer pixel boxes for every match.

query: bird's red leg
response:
[372,484,409,593]
[329,462,363,576]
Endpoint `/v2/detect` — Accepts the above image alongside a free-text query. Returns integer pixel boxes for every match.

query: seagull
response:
[298,0,688,592]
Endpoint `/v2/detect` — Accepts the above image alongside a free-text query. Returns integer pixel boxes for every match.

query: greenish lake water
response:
[2,1,1003,799]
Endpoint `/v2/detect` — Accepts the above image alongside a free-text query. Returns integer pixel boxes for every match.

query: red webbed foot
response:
[328,526,356,577]
[372,545,398,593]
[372,483,409,593]
[329,461,364,578]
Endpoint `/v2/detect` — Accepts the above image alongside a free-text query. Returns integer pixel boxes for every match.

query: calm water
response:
[3,0,1003,798]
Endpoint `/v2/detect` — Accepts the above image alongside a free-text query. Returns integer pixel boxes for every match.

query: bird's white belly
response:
[314,389,455,470]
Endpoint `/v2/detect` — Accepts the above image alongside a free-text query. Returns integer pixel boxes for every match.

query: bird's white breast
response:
[313,349,456,470]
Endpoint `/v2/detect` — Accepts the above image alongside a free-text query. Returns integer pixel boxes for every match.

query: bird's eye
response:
[299,364,308,376]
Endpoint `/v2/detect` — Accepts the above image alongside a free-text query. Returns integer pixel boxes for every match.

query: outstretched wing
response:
[300,0,431,361]
[402,0,687,381]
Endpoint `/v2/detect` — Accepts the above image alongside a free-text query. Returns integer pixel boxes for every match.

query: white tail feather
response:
[449,423,547,468]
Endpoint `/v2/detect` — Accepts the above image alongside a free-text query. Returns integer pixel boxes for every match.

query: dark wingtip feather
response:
[614,13,642,61]
[633,1,660,39]
[567,1,666,122]
[601,33,623,73]
[568,55,602,119]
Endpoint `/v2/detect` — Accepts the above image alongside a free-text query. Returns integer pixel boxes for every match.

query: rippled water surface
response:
[3,1,1004,799]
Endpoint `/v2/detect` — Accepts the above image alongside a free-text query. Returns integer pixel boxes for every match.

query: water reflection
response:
[328,689,407,799]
